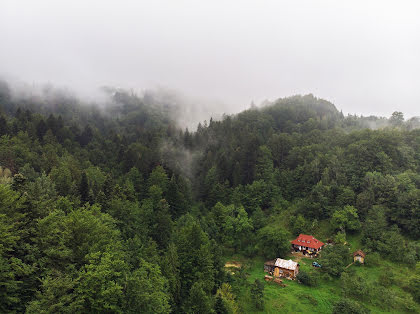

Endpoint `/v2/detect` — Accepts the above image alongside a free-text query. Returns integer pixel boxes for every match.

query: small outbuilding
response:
[353,250,366,264]
[264,258,299,279]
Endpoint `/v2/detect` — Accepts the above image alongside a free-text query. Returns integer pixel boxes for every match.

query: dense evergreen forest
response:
[0,80,419,313]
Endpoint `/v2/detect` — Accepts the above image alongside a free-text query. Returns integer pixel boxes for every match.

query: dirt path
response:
[224,261,242,269]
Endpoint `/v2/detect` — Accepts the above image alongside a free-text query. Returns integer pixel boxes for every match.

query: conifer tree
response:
[79,172,89,204]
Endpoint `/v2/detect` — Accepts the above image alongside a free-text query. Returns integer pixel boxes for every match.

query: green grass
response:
[236,256,340,313]
[346,233,363,251]
[231,253,419,314]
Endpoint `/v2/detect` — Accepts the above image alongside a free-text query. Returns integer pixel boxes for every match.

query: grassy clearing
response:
[231,252,418,313]
[346,233,363,251]
[235,256,340,313]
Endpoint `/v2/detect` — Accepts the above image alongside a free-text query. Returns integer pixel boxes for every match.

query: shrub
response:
[408,275,420,303]
[341,272,371,301]
[364,252,380,267]
[250,279,264,310]
[297,270,319,287]
[378,272,394,287]
[318,244,350,277]
[333,298,370,314]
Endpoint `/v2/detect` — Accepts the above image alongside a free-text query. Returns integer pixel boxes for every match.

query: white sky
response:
[1,0,419,118]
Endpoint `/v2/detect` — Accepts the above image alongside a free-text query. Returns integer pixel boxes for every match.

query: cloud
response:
[1,0,419,119]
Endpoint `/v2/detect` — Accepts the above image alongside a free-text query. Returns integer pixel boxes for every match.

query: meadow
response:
[229,234,418,313]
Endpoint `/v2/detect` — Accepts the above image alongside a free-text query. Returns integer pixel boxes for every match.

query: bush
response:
[250,279,264,310]
[408,275,420,303]
[257,225,291,259]
[297,270,319,287]
[318,244,350,277]
[378,272,394,287]
[373,286,417,311]
[333,298,370,314]
[364,252,380,267]
[341,272,371,301]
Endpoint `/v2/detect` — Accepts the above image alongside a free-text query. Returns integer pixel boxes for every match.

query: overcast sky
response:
[1,0,419,118]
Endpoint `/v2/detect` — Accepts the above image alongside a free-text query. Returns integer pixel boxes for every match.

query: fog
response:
[1,0,420,120]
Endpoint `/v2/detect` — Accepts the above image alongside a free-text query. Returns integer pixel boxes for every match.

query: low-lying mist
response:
[1,77,250,130]
[2,77,420,134]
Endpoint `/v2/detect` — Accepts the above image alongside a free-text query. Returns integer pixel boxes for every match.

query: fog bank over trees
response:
[1,0,419,118]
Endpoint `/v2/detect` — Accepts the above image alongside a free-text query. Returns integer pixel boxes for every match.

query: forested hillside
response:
[0,82,419,313]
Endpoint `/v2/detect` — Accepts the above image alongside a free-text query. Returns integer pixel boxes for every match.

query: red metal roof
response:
[291,234,324,249]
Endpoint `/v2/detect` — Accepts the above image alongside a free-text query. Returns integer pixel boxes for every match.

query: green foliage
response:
[216,283,239,314]
[378,271,394,287]
[331,205,361,232]
[0,214,22,311]
[334,231,347,244]
[161,242,181,307]
[79,172,89,204]
[224,205,253,251]
[364,252,380,267]
[255,145,274,182]
[214,295,228,314]
[250,279,264,310]
[123,259,170,313]
[0,166,12,184]
[176,220,215,304]
[297,270,319,287]
[291,214,307,235]
[257,224,291,259]
[148,165,169,193]
[184,281,212,314]
[333,298,370,314]
[26,271,83,314]
[208,202,254,252]
[363,206,416,264]
[408,263,420,303]
[150,199,173,249]
[319,244,350,277]
[49,165,73,196]
[341,272,371,301]
[1,88,420,312]
[107,197,148,240]
[409,275,420,303]
[390,111,404,127]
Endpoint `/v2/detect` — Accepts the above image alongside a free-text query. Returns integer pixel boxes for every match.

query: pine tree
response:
[167,175,185,218]
[46,114,58,134]
[161,242,181,308]
[151,200,173,249]
[0,115,8,136]
[251,279,264,310]
[36,119,48,140]
[255,145,274,182]
[79,173,89,204]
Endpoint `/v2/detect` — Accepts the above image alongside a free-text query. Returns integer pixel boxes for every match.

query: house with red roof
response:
[291,234,324,255]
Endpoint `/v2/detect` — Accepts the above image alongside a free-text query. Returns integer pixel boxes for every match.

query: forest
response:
[0,80,419,313]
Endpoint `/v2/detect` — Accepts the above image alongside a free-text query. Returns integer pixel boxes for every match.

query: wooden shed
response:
[264,258,299,279]
[353,250,366,264]
[264,259,276,273]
